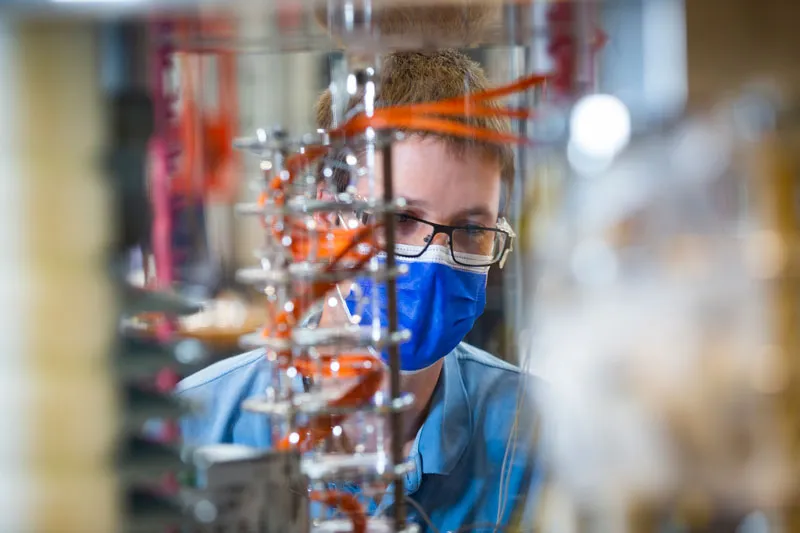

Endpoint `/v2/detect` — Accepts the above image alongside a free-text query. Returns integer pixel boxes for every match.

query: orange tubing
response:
[294,354,380,379]
[262,223,384,533]
[384,73,548,115]
[310,491,368,533]
[172,19,240,201]
[275,363,383,451]
[338,113,529,145]
[262,224,382,336]
[331,71,549,145]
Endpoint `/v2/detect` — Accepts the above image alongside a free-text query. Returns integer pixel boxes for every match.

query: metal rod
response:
[501,0,532,366]
[382,141,407,529]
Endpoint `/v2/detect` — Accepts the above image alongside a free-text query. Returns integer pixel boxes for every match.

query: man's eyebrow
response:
[401,199,495,221]
[402,197,430,209]
[451,206,495,220]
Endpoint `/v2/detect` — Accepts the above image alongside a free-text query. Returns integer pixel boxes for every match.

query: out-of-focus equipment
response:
[106,89,155,256]
[108,25,208,532]
[137,18,263,356]
[187,446,310,532]
[527,88,800,532]
[149,18,240,293]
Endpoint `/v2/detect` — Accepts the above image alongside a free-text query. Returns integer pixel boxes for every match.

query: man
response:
[178,50,541,532]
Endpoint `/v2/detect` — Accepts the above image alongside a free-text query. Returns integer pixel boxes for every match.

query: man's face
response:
[359,137,502,232]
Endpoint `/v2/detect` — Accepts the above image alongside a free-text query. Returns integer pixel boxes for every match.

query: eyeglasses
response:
[392,213,514,267]
[338,210,515,268]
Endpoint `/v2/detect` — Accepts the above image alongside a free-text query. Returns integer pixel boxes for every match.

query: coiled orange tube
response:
[263,205,382,533]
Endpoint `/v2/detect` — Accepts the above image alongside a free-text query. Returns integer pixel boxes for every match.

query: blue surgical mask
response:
[344,244,489,372]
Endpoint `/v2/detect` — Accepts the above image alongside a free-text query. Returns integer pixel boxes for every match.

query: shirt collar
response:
[411,351,472,476]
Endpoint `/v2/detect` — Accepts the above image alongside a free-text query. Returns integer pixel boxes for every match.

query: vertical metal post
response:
[382,142,406,529]
[501,1,534,365]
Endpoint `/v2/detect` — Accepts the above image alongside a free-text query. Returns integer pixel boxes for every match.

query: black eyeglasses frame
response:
[385,212,515,268]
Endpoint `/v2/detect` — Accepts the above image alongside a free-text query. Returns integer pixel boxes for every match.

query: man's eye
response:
[463,224,487,234]
[395,213,421,229]
[394,213,422,237]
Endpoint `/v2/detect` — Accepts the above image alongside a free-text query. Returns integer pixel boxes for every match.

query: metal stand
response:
[381,142,407,530]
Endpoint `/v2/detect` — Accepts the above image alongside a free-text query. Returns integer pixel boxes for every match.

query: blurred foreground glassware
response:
[529,89,800,532]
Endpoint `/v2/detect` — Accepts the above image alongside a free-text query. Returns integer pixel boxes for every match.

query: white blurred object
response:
[570,94,632,159]
[568,94,632,175]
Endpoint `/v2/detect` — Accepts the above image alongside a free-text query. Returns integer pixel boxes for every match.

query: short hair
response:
[315,50,515,209]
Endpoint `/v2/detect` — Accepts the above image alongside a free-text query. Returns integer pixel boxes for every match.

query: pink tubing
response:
[149,138,174,288]
[150,21,177,289]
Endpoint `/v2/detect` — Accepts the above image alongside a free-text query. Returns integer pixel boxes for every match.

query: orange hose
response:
[338,113,529,145]
[275,364,383,451]
[267,223,386,450]
[262,224,382,336]
[310,491,368,533]
[172,19,240,201]
[387,100,534,120]
[331,71,548,144]
[385,73,547,114]
[257,192,378,533]
[294,354,379,378]
[437,72,549,105]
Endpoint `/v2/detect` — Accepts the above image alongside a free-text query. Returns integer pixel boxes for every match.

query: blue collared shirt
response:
[177,343,542,532]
